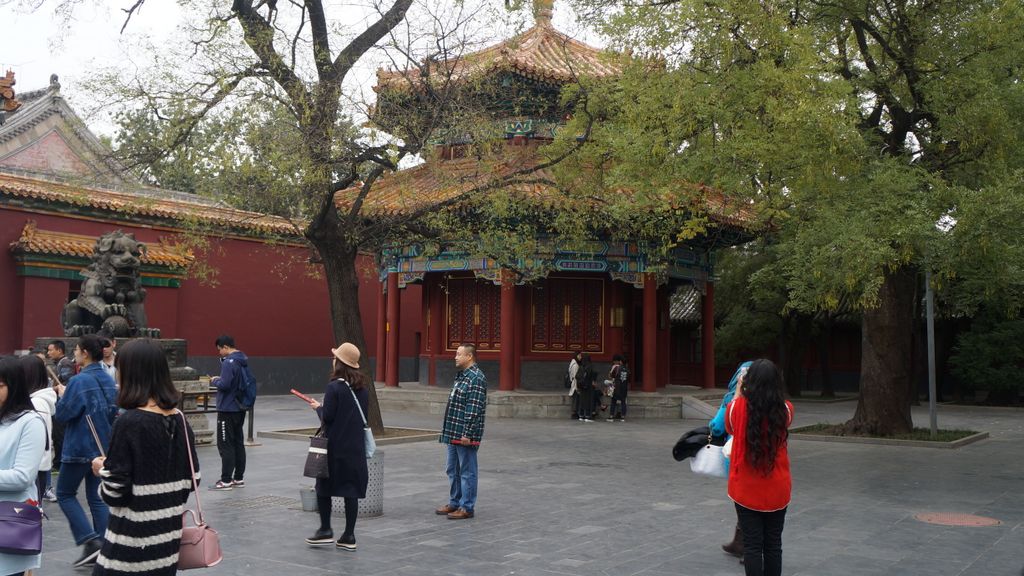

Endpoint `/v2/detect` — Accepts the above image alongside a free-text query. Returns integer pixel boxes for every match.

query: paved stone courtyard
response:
[35,396,1024,575]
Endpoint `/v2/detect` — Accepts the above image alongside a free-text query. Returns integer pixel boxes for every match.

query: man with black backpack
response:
[210,335,255,490]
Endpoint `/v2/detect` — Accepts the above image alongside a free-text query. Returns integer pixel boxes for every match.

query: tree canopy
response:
[563,0,1024,433]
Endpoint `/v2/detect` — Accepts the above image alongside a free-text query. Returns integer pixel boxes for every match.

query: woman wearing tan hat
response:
[304,342,369,550]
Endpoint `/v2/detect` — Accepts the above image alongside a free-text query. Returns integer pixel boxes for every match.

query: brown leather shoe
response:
[435,504,459,515]
[447,508,474,520]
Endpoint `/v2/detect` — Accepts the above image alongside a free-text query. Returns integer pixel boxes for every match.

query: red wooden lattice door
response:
[531,277,603,353]
[446,278,501,351]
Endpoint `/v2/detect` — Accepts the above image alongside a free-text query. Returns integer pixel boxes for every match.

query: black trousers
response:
[735,502,787,576]
[217,411,246,483]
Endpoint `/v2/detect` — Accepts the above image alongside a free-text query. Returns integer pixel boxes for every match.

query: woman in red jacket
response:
[726,359,794,576]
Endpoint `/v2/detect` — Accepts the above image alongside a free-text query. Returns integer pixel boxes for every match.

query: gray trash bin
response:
[330,450,383,518]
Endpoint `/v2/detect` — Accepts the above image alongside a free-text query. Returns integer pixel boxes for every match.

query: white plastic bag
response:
[690,443,728,478]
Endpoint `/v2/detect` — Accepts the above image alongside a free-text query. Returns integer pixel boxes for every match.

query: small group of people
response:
[567,352,629,422]
[0,335,200,576]
[708,359,794,576]
[4,331,485,573]
[5,331,791,576]
[299,340,489,551]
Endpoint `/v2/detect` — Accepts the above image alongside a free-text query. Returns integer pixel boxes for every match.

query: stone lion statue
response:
[62,231,160,338]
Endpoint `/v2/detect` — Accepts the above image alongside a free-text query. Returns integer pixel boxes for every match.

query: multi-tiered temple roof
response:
[338,0,756,262]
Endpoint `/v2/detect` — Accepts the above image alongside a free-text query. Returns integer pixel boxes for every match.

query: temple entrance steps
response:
[375,382,725,420]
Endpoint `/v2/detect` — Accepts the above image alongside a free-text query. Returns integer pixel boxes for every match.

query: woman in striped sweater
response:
[90,340,198,576]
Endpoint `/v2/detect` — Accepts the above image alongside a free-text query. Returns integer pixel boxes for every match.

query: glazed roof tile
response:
[0,172,297,236]
[11,221,194,268]
[334,147,758,230]
[375,23,621,91]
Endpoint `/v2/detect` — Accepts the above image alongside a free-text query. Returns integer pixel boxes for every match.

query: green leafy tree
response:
[949,313,1024,404]
[565,0,1024,433]
[12,0,509,431]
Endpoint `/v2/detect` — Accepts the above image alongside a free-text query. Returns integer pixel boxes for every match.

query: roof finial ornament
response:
[533,0,553,27]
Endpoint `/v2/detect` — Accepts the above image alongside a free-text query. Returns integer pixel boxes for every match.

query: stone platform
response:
[375,382,725,420]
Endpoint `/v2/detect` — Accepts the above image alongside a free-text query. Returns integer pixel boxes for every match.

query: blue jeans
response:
[57,462,108,545]
[445,444,479,512]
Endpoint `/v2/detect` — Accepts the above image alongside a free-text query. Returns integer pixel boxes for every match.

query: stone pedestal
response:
[34,336,214,445]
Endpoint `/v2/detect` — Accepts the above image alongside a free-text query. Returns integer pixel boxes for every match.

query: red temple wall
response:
[0,207,423,360]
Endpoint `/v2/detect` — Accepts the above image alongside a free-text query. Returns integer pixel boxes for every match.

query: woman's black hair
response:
[115,339,180,410]
[330,360,366,391]
[742,359,789,475]
[0,356,34,422]
[77,334,105,362]
[20,354,50,395]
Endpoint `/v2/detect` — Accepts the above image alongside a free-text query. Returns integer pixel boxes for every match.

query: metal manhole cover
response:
[215,495,301,510]
[915,512,1001,527]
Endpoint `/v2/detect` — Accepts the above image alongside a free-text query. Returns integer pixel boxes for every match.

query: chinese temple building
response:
[0,72,386,391]
[338,0,757,393]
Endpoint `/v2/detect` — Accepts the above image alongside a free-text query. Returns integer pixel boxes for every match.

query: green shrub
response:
[949,316,1024,400]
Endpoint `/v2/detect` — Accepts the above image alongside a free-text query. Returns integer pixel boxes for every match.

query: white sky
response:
[1,0,603,140]
[1,1,189,136]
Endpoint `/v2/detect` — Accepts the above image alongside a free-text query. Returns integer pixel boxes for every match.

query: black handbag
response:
[303,427,329,479]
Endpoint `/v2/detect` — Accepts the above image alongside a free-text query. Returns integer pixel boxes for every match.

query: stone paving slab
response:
[33,397,1024,576]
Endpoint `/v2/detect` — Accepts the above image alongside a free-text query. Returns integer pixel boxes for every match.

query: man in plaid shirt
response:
[435,344,487,520]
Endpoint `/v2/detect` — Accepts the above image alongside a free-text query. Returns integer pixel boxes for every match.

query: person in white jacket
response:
[567,352,582,420]
[22,354,56,504]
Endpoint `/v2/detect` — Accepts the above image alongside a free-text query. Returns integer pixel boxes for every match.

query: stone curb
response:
[790,429,990,449]
[258,427,440,445]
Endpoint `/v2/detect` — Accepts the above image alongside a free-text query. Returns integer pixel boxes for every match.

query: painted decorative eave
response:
[11,221,193,268]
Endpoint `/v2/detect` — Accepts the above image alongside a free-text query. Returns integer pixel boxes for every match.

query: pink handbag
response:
[177,412,223,569]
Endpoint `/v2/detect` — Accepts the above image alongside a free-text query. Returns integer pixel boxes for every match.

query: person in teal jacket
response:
[711,361,752,560]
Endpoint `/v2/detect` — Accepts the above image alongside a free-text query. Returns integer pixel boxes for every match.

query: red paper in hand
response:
[290,389,314,404]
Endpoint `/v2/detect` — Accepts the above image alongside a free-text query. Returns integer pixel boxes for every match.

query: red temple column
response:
[429,277,445,386]
[499,271,516,391]
[657,285,670,388]
[643,273,658,392]
[513,285,525,388]
[702,281,716,389]
[385,272,401,387]
[375,280,387,383]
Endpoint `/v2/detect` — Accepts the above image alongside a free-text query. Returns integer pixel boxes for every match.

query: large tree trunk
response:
[783,314,812,397]
[817,315,835,399]
[845,268,915,435]
[307,210,385,434]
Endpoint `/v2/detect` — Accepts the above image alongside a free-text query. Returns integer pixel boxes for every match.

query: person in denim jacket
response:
[54,334,118,569]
